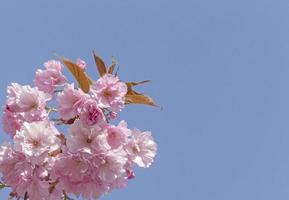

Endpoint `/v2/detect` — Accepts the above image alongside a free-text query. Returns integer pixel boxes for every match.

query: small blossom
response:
[0,143,34,196]
[126,129,157,168]
[67,120,110,154]
[53,151,108,199]
[35,60,67,94]
[93,148,128,183]
[2,106,22,136]
[14,121,60,165]
[57,84,88,120]
[91,74,127,113]
[77,58,87,70]
[6,83,51,115]
[79,99,106,127]
[107,120,131,149]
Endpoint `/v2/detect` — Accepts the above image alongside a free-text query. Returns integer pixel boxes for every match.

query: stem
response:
[0,182,9,189]
[45,106,58,114]
[24,192,28,200]
[63,190,73,200]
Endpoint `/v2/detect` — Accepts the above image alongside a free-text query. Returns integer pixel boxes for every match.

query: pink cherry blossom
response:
[35,60,67,94]
[6,83,51,114]
[15,166,50,200]
[57,84,88,120]
[93,148,128,183]
[22,177,50,200]
[91,74,127,113]
[126,129,157,168]
[2,106,22,136]
[0,143,34,196]
[109,162,135,190]
[14,121,61,165]
[3,83,51,137]
[76,58,87,70]
[0,143,28,185]
[67,120,110,154]
[75,179,109,200]
[13,165,53,200]
[107,120,131,149]
[79,99,106,127]
[52,152,94,195]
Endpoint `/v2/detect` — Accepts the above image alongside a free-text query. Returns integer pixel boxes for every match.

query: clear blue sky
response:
[1,0,289,199]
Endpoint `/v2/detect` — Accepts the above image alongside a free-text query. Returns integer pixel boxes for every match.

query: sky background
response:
[0,0,289,199]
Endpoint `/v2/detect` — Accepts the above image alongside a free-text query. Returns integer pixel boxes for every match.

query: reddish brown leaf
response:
[61,58,92,93]
[125,80,157,107]
[93,51,107,76]
[126,80,150,88]
[126,80,150,95]
[108,58,117,74]
[125,94,157,107]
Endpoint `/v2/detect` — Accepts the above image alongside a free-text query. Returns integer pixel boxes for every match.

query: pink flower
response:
[35,60,67,94]
[2,105,50,137]
[2,106,22,136]
[107,120,131,149]
[0,143,59,200]
[126,129,157,168]
[21,176,50,200]
[52,152,92,193]
[76,179,109,200]
[14,121,61,165]
[15,168,50,200]
[0,143,35,196]
[109,162,135,190]
[57,84,88,120]
[14,166,50,200]
[67,120,110,154]
[0,143,28,184]
[93,149,128,183]
[79,99,106,127]
[6,83,51,115]
[52,151,111,199]
[77,58,87,70]
[91,74,127,113]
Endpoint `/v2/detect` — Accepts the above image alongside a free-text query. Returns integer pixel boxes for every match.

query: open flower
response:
[126,129,157,168]
[93,148,128,183]
[35,60,67,94]
[14,121,60,165]
[91,74,127,113]
[2,106,23,136]
[79,99,106,127]
[6,83,51,115]
[57,84,88,120]
[52,151,112,199]
[107,120,131,149]
[67,120,110,154]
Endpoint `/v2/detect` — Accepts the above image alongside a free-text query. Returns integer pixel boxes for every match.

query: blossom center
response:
[31,139,40,147]
[133,144,141,154]
[101,159,106,165]
[86,138,92,144]
[103,90,113,99]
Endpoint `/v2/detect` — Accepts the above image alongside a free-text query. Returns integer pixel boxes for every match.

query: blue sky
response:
[1,0,289,199]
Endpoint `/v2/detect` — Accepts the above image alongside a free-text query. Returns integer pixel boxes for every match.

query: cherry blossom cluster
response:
[0,59,157,200]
